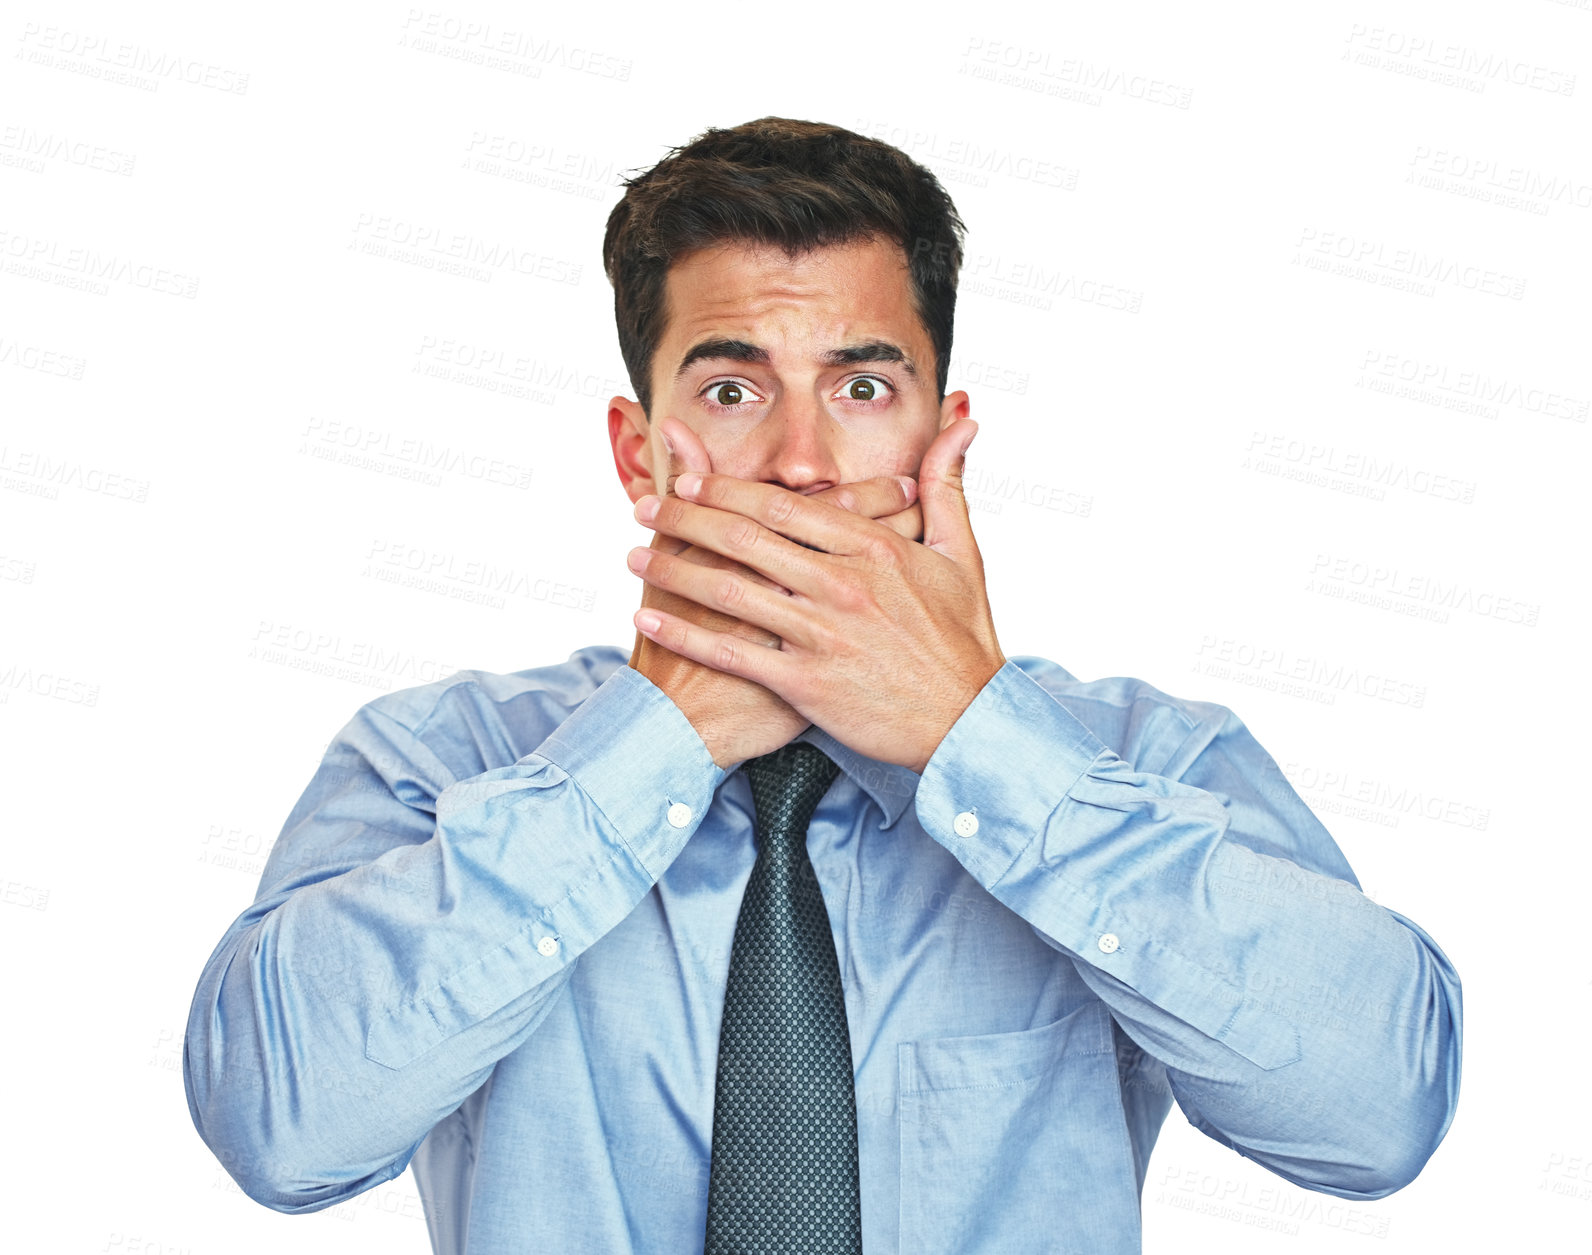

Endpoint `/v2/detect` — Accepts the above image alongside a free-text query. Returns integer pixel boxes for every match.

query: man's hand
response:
[627,418,1005,773]
[628,417,925,768]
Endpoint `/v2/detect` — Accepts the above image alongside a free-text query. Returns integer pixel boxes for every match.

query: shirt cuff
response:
[533,663,730,880]
[914,660,1107,886]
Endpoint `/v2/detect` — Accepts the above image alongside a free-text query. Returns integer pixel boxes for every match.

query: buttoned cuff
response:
[914,660,1106,886]
[534,663,730,879]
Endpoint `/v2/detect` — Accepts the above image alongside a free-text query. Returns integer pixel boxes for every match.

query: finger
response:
[669,473,911,565]
[875,501,924,543]
[637,491,831,594]
[808,474,919,520]
[634,604,801,692]
[919,418,979,557]
[664,540,789,593]
[629,546,811,645]
[653,415,713,496]
[807,477,922,542]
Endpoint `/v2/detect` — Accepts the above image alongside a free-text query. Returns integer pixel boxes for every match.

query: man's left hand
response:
[626,418,1006,773]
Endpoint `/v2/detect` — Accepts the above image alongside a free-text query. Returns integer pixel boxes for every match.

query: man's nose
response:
[753,396,841,495]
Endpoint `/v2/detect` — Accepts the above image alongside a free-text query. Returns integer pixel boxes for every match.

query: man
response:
[184,118,1462,1254]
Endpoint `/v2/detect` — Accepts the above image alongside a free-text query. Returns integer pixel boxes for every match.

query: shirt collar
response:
[796,725,922,830]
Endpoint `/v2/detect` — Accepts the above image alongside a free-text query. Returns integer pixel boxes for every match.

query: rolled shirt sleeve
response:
[913,659,1462,1199]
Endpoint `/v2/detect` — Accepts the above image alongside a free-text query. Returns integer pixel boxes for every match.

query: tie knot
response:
[741,741,840,837]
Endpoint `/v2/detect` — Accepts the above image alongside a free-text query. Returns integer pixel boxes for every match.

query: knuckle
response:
[727,519,761,552]
[858,534,896,571]
[716,573,744,609]
[832,580,866,614]
[766,492,799,528]
[711,638,741,671]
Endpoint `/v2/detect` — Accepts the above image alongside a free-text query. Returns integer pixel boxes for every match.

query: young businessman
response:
[185,117,1462,1254]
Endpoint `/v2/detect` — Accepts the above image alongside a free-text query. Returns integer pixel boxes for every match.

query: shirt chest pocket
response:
[897,1000,1142,1255]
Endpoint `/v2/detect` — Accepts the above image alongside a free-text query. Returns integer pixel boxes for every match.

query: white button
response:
[667,802,693,828]
[537,935,560,957]
[1097,933,1120,954]
[953,811,979,838]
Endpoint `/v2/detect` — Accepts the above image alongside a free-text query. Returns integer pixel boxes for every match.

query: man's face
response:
[608,237,969,501]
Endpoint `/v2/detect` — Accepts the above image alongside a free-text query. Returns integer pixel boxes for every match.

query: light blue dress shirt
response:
[184,644,1462,1254]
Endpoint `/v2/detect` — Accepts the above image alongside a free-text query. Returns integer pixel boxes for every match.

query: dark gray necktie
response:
[703,741,863,1254]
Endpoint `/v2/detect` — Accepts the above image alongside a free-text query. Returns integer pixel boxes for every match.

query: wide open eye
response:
[702,380,761,408]
[838,375,893,403]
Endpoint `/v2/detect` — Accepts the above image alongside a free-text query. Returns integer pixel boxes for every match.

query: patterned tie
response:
[703,740,863,1254]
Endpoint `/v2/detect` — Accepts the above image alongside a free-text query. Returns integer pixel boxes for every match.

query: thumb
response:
[920,418,978,557]
[653,415,712,495]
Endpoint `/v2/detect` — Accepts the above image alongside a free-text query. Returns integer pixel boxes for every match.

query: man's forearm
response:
[913,660,1462,1197]
[184,666,726,1210]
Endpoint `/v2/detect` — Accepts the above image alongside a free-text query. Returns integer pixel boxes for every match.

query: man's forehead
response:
[660,238,928,367]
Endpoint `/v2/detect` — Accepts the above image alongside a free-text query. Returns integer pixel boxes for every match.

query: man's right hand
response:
[628,419,922,768]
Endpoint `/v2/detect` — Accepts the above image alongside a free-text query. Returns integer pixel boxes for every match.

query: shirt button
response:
[953,811,979,838]
[537,935,560,957]
[667,802,693,828]
[1097,933,1120,954]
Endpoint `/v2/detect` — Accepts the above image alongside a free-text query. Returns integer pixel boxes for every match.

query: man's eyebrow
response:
[820,341,917,376]
[674,338,771,379]
[673,338,920,380]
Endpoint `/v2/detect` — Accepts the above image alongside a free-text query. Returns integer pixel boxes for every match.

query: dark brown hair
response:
[602,117,965,415]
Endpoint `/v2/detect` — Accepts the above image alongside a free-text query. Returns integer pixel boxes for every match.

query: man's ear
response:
[607,396,655,504]
[939,388,971,431]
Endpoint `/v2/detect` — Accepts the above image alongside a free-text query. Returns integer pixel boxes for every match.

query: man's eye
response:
[840,376,891,402]
[704,381,756,407]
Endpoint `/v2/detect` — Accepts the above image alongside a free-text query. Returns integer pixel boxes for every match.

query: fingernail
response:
[636,610,662,633]
[635,495,660,522]
[626,547,651,573]
[897,475,918,500]
[676,473,702,499]
[661,428,675,456]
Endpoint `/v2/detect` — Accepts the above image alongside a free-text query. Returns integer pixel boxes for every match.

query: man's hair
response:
[602,117,965,415]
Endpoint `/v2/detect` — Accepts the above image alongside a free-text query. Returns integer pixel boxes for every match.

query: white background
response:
[2,1,1588,1252]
